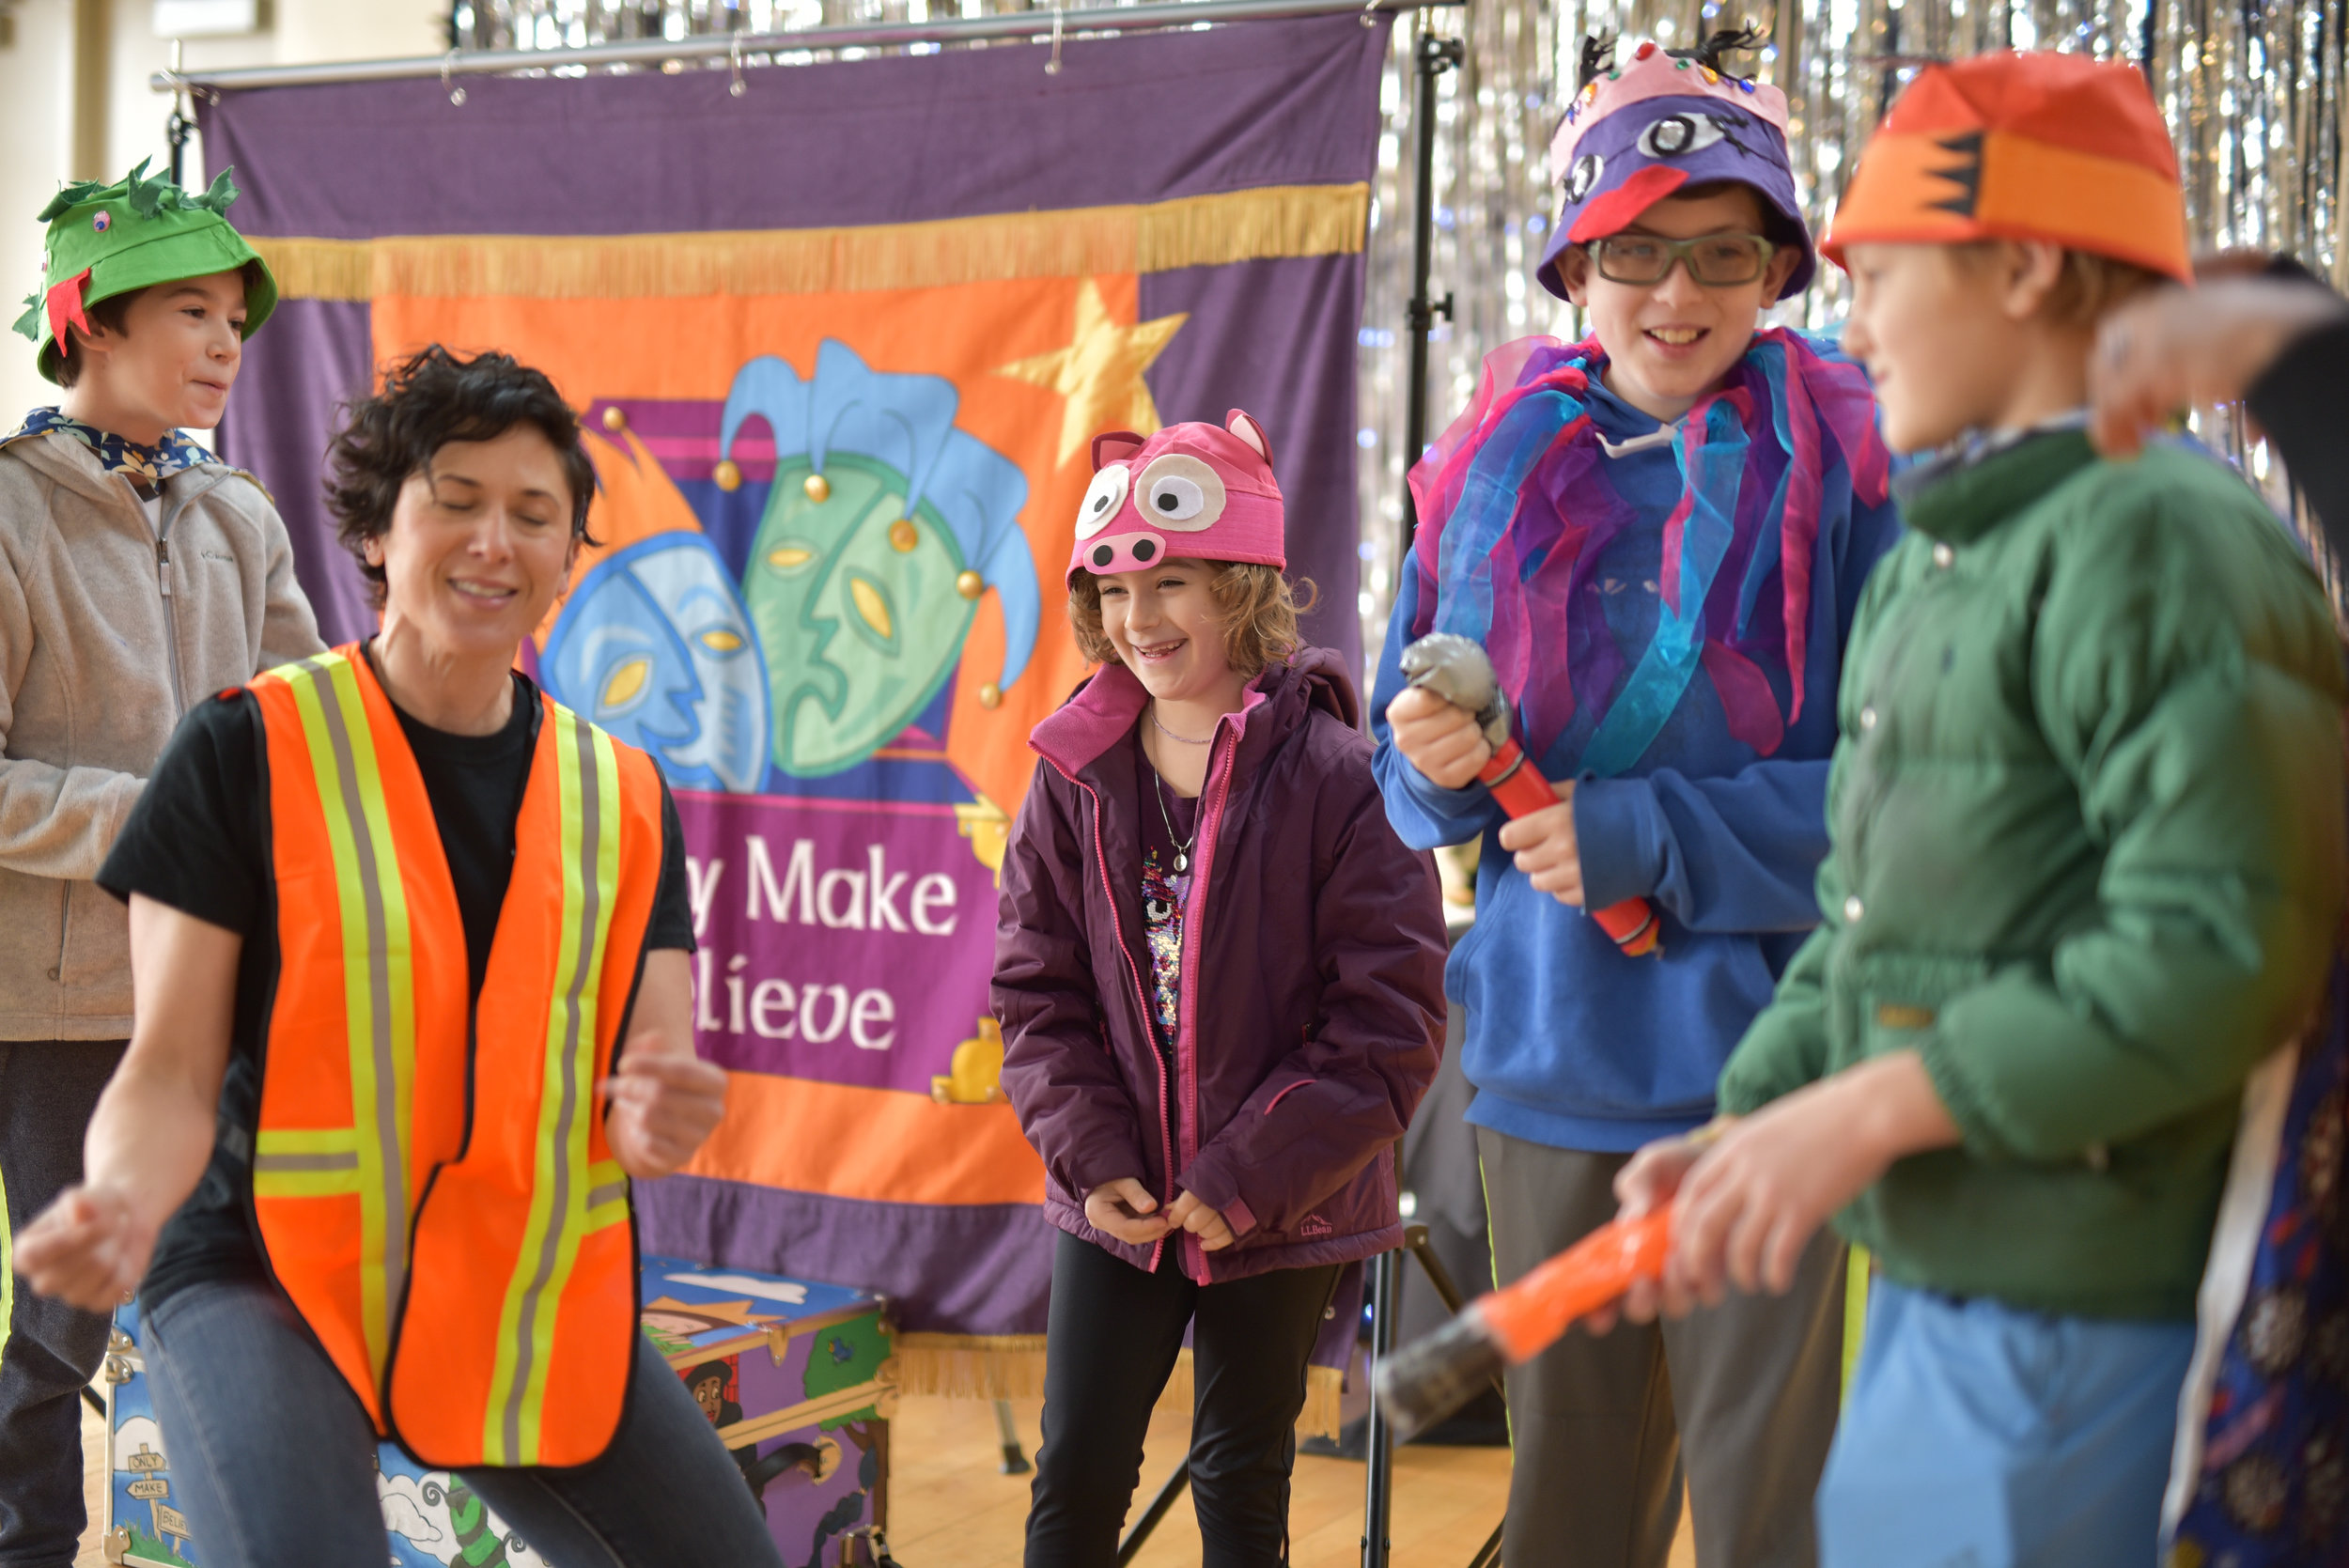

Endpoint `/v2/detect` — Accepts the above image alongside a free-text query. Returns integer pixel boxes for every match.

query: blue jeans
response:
[142,1274,786,1568]
[1817,1278,2195,1568]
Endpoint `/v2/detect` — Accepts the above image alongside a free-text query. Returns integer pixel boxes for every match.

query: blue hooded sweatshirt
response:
[1371,357,1903,1152]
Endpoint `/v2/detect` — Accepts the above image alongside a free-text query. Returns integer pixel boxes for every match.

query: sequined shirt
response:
[1136,727,1200,1048]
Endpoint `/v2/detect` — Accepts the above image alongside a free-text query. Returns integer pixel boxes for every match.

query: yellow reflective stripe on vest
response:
[280,651,417,1391]
[254,1127,364,1198]
[483,708,622,1466]
[583,1158,630,1234]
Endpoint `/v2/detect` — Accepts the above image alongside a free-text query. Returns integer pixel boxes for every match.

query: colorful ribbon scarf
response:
[1408,328,1890,773]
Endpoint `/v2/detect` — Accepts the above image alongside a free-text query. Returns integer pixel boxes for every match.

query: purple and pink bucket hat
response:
[1538,35,1815,303]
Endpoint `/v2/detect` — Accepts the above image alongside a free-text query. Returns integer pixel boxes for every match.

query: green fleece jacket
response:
[1718,429,2346,1321]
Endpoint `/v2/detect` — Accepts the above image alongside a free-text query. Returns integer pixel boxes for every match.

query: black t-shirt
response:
[97,659,695,1309]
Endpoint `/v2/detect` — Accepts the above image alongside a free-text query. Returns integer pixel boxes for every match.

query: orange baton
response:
[1375,1207,1674,1440]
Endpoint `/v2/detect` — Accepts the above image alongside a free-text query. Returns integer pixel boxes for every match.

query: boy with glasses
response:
[1370,29,1899,1568]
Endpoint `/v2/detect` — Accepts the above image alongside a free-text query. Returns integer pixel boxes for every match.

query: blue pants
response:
[143,1275,786,1568]
[1818,1279,2194,1568]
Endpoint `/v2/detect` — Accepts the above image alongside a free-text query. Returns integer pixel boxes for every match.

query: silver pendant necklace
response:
[1153,768,1198,875]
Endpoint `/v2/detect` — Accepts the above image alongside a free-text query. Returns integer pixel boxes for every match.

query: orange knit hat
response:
[1823,51,2189,283]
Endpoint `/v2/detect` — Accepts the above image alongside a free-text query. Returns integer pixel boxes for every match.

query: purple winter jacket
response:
[993,647,1448,1283]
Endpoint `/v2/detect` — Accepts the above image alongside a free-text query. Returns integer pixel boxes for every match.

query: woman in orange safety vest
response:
[19,347,788,1568]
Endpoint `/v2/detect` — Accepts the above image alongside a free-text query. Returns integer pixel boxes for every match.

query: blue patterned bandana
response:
[10,406,211,495]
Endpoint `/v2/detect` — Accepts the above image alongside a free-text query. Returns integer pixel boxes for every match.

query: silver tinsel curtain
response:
[454,0,2349,644]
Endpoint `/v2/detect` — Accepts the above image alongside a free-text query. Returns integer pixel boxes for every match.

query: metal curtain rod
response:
[150,0,1464,93]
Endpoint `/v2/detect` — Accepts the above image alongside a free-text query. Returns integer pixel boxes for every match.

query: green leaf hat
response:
[12,159,278,385]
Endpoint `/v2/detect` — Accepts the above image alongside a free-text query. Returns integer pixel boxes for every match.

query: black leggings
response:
[1026,1230,1341,1568]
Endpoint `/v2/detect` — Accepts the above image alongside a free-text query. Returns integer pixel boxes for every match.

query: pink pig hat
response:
[1066,410,1283,584]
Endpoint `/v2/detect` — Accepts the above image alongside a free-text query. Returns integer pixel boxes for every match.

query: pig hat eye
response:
[1133,455,1226,532]
[1075,464,1130,539]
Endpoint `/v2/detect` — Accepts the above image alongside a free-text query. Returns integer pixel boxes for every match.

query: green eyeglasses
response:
[1587,233,1779,287]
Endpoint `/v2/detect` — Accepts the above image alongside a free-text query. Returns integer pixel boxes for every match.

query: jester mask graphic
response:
[543,533,771,793]
[720,342,1041,778]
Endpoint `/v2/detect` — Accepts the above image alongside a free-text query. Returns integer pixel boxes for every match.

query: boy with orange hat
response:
[1612,51,2347,1566]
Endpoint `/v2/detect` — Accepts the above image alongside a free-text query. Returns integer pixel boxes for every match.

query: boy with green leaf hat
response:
[0,160,319,1563]
[16,159,278,384]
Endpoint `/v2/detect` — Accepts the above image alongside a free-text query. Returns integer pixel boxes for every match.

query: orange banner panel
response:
[683,1069,1047,1207]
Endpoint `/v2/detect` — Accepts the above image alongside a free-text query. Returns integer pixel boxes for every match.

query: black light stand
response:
[1361,1242,1405,1567]
[164,41,193,186]
[1116,1459,1192,1563]
[1401,1225,1505,1568]
[1397,24,1463,560]
[166,105,192,185]
[1364,18,1465,1568]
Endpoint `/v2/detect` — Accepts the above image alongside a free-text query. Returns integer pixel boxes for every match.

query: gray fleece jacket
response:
[0,427,323,1040]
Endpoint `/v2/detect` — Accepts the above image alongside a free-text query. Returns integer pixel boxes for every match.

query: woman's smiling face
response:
[1094,559,1236,703]
[367,425,579,665]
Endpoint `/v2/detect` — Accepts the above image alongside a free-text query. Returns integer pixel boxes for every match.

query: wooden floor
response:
[81,1389,1697,1566]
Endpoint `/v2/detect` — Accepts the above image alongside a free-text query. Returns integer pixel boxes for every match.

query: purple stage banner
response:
[201,12,1385,1413]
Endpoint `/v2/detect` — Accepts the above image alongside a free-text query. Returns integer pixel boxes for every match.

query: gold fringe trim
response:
[254,183,1369,303]
[895,1333,1050,1401]
[891,1335,1344,1438]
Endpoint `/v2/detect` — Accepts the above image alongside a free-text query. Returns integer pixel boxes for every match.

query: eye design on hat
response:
[1637,112,1753,161]
[1075,462,1130,539]
[1563,151,1605,204]
[91,211,111,233]
[1134,455,1227,533]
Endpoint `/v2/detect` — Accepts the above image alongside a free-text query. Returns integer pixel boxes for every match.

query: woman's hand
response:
[601,1049,728,1178]
[16,1186,154,1312]
[1497,781,1582,906]
[1386,686,1493,791]
[1165,1190,1237,1251]
[2090,276,2344,458]
[601,949,726,1179]
[1084,1177,1172,1244]
[1667,1052,1959,1305]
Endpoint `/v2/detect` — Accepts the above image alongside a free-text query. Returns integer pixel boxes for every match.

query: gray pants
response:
[1477,1127,1846,1568]
[0,1039,127,1568]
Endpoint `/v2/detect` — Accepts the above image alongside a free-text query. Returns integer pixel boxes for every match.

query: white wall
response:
[1,0,443,423]
[2,1,85,427]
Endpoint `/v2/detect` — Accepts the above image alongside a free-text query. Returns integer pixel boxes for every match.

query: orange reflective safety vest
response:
[245,644,664,1468]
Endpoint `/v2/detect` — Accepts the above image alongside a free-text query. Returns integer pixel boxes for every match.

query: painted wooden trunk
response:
[101,1256,896,1568]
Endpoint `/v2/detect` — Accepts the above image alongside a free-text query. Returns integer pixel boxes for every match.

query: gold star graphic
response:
[993,279,1188,466]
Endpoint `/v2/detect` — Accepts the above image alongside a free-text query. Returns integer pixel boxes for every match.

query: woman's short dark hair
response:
[324,345,599,606]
